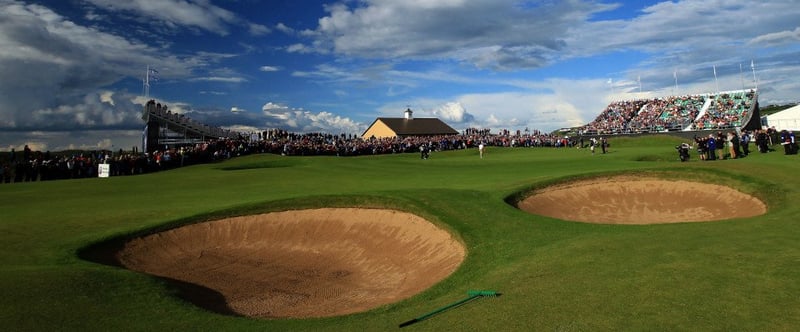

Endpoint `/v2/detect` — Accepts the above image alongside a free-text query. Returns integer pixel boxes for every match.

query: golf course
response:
[1,134,798,331]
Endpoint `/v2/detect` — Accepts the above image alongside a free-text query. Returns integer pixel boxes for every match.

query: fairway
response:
[2,135,799,331]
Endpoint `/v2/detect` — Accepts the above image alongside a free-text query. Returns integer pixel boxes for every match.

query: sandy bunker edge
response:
[517,176,767,224]
[113,208,466,318]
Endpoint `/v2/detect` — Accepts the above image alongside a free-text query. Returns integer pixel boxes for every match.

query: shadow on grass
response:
[217,159,303,171]
[78,238,242,317]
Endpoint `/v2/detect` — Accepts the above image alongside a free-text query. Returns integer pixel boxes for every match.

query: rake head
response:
[467,290,501,297]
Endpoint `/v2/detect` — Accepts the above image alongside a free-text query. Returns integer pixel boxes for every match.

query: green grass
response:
[2,135,799,331]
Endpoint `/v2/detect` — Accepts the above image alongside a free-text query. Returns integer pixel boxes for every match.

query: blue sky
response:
[1,0,799,152]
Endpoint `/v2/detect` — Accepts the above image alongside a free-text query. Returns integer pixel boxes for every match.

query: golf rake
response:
[398,290,501,328]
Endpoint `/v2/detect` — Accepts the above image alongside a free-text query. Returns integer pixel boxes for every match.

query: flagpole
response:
[144,65,151,99]
[673,69,678,96]
[638,75,642,93]
[739,63,744,91]
[713,65,719,94]
[608,78,614,96]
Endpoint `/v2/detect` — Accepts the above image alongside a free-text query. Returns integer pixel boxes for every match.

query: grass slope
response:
[1,136,799,331]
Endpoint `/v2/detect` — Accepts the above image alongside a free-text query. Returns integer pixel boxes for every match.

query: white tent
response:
[763,104,800,131]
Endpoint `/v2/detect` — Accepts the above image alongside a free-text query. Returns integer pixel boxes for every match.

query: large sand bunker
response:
[517,177,766,224]
[116,208,465,318]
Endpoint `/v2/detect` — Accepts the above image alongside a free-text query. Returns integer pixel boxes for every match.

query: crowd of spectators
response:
[693,91,754,130]
[1,145,105,183]
[0,89,773,184]
[583,100,646,134]
[582,90,756,135]
[1,127,581,184]
[245,128,576,157]
[689,126,791,161]
[628,95,704,132]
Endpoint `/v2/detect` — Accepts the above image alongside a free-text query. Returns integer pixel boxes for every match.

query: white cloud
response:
[563,1,800,68]
[259,65,281,72]
[431,102,474,123]
[100,91,115,106]
[275,22,294,34]
[15,91,142,131]
[296,0,611,69]
[262,102,290,111]
[749,27,800,46]
[0,0,200,131]
[248,23,270,36]
[294,0,800,77]
[286,43,314,54]
[83,0,240,35]
[262,102,363,134]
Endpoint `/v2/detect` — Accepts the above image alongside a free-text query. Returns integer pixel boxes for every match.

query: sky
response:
[1,0,799,152]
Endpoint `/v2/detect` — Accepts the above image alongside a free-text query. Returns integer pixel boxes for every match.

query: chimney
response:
[404,108,413,120]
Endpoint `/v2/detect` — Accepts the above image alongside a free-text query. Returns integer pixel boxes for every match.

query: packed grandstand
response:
[581,89,758,135]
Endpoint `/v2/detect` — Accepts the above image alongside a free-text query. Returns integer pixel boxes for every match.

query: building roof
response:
[364,117,459,137]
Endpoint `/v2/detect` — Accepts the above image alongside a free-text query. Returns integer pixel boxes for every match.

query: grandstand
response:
[141,100,239,153]
[582,89,760,135]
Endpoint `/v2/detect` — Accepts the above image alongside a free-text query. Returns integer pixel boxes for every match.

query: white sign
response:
[98,163,110,178]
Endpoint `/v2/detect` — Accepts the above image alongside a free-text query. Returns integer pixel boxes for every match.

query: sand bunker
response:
[517,177,766,224]
[116,208,465,318]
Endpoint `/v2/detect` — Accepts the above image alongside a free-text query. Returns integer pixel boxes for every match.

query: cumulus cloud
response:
[262,102,290,111]
[262,102,363,134]
[0,1,197,130]
[431,102,475,123]
[392,77,616,133]
[5,90,143,132]
[292,0,611,69]
[292,0,800,75]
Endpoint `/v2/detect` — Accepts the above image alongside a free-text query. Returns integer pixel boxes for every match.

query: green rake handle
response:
[398,290,500,328]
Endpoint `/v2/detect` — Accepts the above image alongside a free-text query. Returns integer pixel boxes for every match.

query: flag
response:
[751,60,754,70]
[673,70,677,79]
[148,67,159,82]
[713,65,716,77]
[607,78,612,84]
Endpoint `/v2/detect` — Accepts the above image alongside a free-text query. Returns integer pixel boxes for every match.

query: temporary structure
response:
[763,104,800,131]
